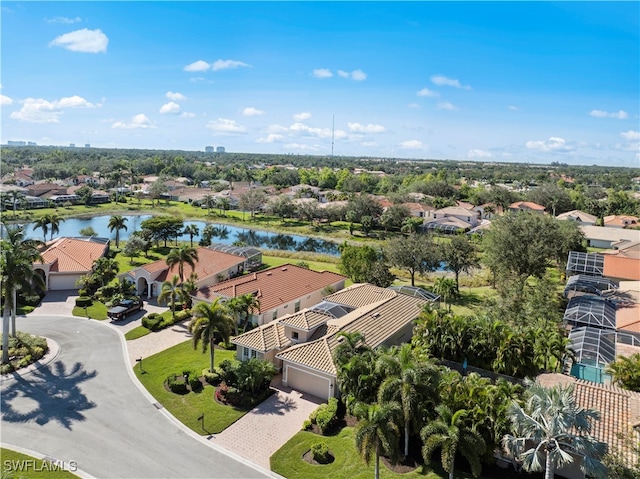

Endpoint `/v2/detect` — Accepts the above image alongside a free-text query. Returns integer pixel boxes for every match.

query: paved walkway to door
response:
[213,378,323,469]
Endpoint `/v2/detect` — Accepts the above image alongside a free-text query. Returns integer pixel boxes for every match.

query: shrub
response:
[218,359,240,386]
[189,375,203,392]
[302,419,312,431]
[166,373,188,394]
[75,296,93,308]
[142,313,162,331]
[311,442,331,464]
[315,398,339,435]
[174,309,192,321]
[202,368,220,385]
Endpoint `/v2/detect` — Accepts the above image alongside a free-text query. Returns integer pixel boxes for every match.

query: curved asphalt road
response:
[1,315,270,479]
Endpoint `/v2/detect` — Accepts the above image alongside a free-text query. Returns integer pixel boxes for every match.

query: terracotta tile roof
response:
[616,304,640,333]
[603,255,640,281]
[538,373,640,463]
[194,264,346,312]
[141,247,245,282]
[323,283,396,308]
[509,201,546,211]
[277,292,426,375]
[232,319,291,352]
[39,237,109,272]
[604,215,640,228]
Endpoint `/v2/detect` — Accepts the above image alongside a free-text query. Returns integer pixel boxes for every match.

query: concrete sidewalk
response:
[124,319,193,366]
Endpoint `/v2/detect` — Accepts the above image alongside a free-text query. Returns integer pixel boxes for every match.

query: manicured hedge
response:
[75,296,93,307]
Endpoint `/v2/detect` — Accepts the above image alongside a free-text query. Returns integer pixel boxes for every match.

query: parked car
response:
[107,299,143,321]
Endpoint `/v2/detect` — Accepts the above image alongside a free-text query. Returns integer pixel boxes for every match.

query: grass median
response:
[133,340,246,434]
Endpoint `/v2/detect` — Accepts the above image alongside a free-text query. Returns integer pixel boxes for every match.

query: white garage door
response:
[49,274,80,290]
[286,366,330,400]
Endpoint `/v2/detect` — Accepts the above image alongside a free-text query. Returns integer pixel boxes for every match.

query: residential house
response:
[425,206,479,233]
[556,210,598,225]
[473,203,504,220]
[580,225,640,249]
[603,215,640,229]
[34,237,110,291]
[602,242,640,282]
[123,245,260,297]
[193,264,346,326]
[508,201,546,214]
[402,202,434,220]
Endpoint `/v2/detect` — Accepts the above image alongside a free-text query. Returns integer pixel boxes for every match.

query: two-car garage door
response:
[285,365,331,400]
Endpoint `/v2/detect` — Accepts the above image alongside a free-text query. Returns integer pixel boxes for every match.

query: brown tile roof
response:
[603,255,640,281]
[194,264,345,312]
[277,292,426,375]
[538,373,640,462]
[39,237,109,272]
[604,215,640,228]
[232,319,291,352]
[616,304,640,333]
[509,201,546,211]
[323,283,396,308]
[141,247,245,283]
[279,310,333,331]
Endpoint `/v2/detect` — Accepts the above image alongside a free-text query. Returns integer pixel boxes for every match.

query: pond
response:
[20,215,341,256]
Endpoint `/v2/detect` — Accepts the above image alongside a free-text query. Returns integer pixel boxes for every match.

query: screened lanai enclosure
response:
[565,251,605,277]
[563,274,618,299]
[568,327,615,384]
[563,296,617,330]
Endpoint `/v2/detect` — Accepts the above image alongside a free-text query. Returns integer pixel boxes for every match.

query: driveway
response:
[214,380,322,469]
[31,290,79,315]
[1,315,271,479]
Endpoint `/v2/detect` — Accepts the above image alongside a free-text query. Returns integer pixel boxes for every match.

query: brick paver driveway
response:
[214,380,323,469]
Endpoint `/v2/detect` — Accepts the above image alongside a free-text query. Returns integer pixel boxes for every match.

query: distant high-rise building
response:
[70,143,76,148]
[7,141,26,146]
[216,146,226,153]
[27,141,37,146]
[85,144,91,148]
[205,146,214,153]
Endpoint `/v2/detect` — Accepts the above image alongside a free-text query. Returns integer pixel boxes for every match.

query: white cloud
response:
[337,70,349,78]
[45,16,82,24]
[508,105,518,111]
[1,94,14,105]
[242,107,265,117]
[211,59,250,71]
[590,109,628,119]
[111,114,155,129]
[417,88,439,97]
[312,68,333,79]
[266,124,289,133]
[206,118,246,134]
[289,122,347,139]
[166,91,186,101]
[189,77,206,83]
[347,122,385,133]
[525,137,574,152]
[620,130,640,141]
[257,134,284,143]
[399,140,423,149]
[361,141,378,147]
[437,102,458,111]
[49,28,108,53]
[10,95,98,123]
[467,149,492,158]
[180,112,196,118]
[293,112,311,122]
[431,74,471,90]
[184,60,210,72]
[159,101,180,114]
[284,143,319,151]
[350,69,367,81]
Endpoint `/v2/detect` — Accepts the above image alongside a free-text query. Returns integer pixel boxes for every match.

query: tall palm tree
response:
[188,299,234,372]
[354,402,401,479]
[432,277,458,311]
[33,216,50,242]
[158,275,183,322]
[47,213,65,240]
[108,215,128,249]
[377,344,440,457]
[91,257,119,287]
[235,293,260,332]
[503,381,607,479]
[1,223,44,363]
[421,405,486,479]
[217,196,230,216]
[183,224,200,248]
[6,190,26,218]
[606,353,640,392]
[333,331,369,366]
[166,245,199,283]
[203,194,215,216]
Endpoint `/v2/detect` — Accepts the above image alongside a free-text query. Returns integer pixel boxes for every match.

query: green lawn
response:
[0,448,79,478]
[271,428,488,479]
[134,340,247,434]
[72,301,108,320]
[124,325,151,340]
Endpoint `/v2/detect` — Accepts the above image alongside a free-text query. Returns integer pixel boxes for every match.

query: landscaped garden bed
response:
[0,332,49,375]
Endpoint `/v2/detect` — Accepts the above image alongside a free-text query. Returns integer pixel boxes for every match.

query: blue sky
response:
[1,1,638,166]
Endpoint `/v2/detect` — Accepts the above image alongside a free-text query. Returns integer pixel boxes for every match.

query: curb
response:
[0,442,97,479]
[0,337,60,384]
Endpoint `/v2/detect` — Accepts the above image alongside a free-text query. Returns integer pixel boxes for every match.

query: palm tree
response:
[235,293,260,332]
[5,190,26,218]
[108,215,128,249]
[47,213,65,240]
[183,224,200,248]
[188,299,234,372]
[606,354,640,392]
[91,257,119,287]
[333,331,369,366]
[33,216,50,242]
[1,223,44,363]
[503,381,607,479]
[432,277,458,311]
[203,194,215,216]
[217,197,230,216]
[354,402,401,479]
[166,245,199,283]
[158,275,183,322]
[377,344,440,457]
[421,405,486,479]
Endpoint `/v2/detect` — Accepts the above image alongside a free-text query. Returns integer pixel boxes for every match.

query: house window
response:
[272,310,278,321]
[292,331,299,340]
[243,347,257,360]
[294,301,301,313]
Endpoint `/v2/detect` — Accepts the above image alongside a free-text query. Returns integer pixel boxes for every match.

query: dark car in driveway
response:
[107,299,143,321]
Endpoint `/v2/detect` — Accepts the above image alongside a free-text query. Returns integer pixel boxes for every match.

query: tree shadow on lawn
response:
[1,360,97,430]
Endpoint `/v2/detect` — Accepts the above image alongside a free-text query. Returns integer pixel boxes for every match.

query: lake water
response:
[20,214,341,256]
